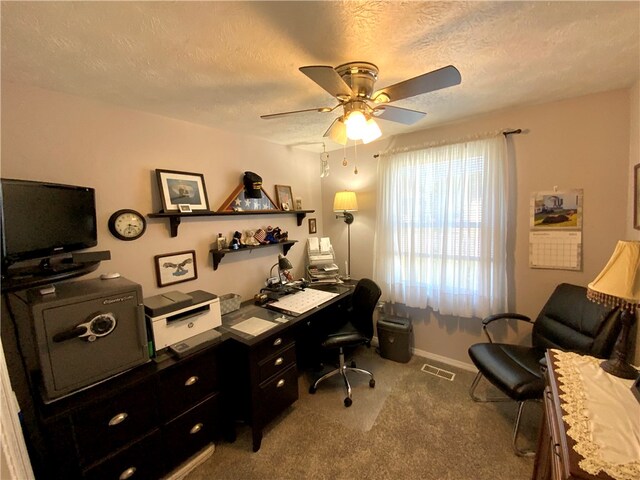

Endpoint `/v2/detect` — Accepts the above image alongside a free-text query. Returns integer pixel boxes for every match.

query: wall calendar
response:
[529,189,583,270]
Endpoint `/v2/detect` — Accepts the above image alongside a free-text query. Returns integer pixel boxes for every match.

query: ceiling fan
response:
[261,62,461,145]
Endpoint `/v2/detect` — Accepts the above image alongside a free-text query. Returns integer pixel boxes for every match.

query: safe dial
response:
[52,312,117,343]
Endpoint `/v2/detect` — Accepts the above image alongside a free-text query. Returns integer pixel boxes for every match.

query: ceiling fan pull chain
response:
[342,142,348,166]
[353,141,358,174]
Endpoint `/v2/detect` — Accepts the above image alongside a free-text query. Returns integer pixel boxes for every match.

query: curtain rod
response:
[373,128,523,158]
[503,129,522,136]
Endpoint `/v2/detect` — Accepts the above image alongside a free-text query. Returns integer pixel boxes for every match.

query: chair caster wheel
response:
[369,379,376,388]
[350,360,357,368]
[309,385,317,394]
[344,397,352,407]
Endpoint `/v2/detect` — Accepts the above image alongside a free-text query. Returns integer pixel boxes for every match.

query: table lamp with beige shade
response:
[587,240,640,379]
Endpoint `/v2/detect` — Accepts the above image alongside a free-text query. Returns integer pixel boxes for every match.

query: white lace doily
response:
[553,349,640,480]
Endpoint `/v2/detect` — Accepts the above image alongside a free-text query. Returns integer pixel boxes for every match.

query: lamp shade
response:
[333,191,358,212]
[345,111,367,140]
[278,254,293,270]
[361,118,382,144]
[587,240,640,310]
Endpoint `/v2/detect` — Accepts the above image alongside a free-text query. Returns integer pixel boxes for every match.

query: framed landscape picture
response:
[156,169,210,212]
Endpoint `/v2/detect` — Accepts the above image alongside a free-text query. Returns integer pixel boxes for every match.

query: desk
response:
[532,350,640,480]
[220,284,353,452]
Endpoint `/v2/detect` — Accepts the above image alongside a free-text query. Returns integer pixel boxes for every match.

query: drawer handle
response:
[119,467,136,480]
[108,412,128,426]
[185,376,199,386]
[273,337,282,347]
[277,379,285,388]
[274,357,284,366]
[190,423,204,434]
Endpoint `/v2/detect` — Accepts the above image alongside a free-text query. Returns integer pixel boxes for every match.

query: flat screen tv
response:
[1,178,97,269]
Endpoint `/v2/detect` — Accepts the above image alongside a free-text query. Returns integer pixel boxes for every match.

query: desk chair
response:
[468,283,621,456]
[309,278,382,407]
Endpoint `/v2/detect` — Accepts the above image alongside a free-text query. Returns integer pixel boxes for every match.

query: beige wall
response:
[1,82,321,302]
[628,80,640,242]
[322,88,635,368]
[2,83,637,369]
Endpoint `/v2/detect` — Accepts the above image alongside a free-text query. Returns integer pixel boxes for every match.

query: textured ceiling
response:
[1,1,639,152]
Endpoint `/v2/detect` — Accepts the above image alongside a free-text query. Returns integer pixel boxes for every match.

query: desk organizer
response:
[220,293,241,315]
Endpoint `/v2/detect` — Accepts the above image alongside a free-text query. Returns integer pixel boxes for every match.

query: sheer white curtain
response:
[373,135,508,319]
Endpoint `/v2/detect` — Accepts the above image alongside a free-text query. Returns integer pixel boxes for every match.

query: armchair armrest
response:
[481,313,532,343]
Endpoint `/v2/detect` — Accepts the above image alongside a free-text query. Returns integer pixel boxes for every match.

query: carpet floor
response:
[184,348,540,480]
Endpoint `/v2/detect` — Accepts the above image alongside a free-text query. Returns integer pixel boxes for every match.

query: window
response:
[373,136,508,318]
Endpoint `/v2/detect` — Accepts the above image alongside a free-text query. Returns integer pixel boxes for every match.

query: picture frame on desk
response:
[156,169,210,212]
[154,250,197,287]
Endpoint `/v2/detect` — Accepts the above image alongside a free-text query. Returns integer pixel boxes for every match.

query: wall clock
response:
[108,209,147,241]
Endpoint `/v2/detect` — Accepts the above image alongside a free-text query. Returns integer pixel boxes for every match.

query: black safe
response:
[10,276,149,402]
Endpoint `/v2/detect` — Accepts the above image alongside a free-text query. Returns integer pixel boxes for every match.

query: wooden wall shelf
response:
[148,210,314,237]
[210,240,297,270]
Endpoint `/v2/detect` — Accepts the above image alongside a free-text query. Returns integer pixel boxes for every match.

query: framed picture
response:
[635,164,640,230]
[156,169,210,212]
[275,185,293,211]
[154,250,197,287]
[308,217,317,234]
[294,197,303,210]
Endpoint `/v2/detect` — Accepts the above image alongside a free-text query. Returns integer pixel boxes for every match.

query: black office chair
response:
[468,283,622,456]
[309,278,382,407]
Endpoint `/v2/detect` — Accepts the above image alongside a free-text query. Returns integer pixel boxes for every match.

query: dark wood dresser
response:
[532,350,637,480]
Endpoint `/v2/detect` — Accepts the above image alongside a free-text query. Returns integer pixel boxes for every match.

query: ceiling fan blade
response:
[323,117,347,145]
[371,65,461,103]
[373,105,426,125]
[300,66,353,99]
[260,106,335,120]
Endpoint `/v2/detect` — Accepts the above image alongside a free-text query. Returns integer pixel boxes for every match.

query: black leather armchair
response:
[468,283,622,456]
[309,278,382,407]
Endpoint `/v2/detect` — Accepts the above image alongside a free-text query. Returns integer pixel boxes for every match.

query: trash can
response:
[377,316,412,363]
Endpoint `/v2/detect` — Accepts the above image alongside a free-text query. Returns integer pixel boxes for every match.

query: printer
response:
[306,237,341,284]
[144,290,221,354]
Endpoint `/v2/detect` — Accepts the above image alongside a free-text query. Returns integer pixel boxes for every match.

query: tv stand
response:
[1,260,100,293]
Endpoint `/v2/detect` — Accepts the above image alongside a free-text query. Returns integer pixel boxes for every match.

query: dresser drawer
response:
[73,378,158,466]
[83,430,162,480]
[255,330,295,361]
[258,363,298,424]
[158,347,219,420]
[162,392,221,472]
[258,344,296,384]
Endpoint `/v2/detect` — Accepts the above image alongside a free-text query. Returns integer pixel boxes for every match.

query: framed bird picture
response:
[154,250,197,287]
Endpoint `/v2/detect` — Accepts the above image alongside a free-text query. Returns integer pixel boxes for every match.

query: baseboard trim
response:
[411,347,476,372]
[372,336,477,373]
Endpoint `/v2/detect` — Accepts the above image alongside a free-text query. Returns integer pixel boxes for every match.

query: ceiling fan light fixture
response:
[361,118,382,144]
[373,92,390,104]
[345,110,367,140]
[328,118,348,145]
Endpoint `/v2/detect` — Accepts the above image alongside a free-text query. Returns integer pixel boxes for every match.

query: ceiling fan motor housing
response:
[335,62,379,99]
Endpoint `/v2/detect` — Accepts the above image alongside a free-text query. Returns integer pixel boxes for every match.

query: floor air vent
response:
[421,363,456,381]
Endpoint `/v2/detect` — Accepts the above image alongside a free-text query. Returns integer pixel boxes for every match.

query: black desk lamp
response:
[587,240,640,379]
[269,254,293,288]
[333,191,358,280]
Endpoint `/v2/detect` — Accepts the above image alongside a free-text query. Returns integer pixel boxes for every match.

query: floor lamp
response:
[333,191,358,280]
